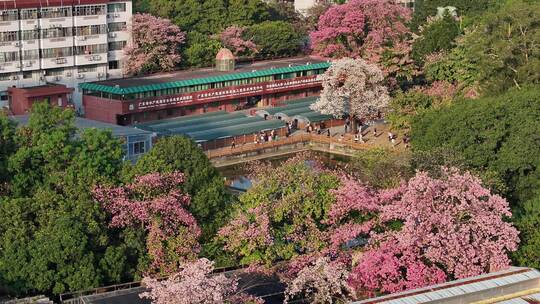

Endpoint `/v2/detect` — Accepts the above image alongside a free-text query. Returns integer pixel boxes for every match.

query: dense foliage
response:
[459,1,540,94]
[129,136,233,242]
[411,13,461,62]
[0,104,130,295]
[411,87,540,204]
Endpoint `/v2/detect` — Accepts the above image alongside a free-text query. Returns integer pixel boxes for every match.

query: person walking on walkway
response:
[231,139,236,149]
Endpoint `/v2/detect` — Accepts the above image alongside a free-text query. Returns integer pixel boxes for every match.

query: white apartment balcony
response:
[21,39,40,49]
[41,56,75,69]
[0,61,22,73]
[106,11,130,23]
[40,17,74,29]
[73,14,106,27]
[0,41,21,52]
[20,19,39,31]
[107,30,130,42]
[21,59,40,71]
[0,20,20,32]
[74,34,107,46]
[41,36,74,48]
[75,53,107,66]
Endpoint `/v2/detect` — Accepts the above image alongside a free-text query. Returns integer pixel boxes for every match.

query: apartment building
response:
[0,0,132,111]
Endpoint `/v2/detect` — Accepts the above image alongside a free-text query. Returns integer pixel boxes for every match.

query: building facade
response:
[7,83,73,115]
[81,57,330,125]
[0,0,132,110]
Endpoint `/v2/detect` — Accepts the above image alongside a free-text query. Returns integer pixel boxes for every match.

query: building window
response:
[75,24,107,36]
[108,22,126,32]
[0,52,19,63]
[0,10,18,21]
[23,72,33,79]
[78,64,99,73]
[0,73,15,81]
[107,3,126,12]
[133,141,145,155]
[108,60,119,70]
[41,27,72,39]
[44,68,65,76]
[108,41,126,51]
[41,47,73,58]
[21,30,39,40]
[41,7,72,18]
[74,44,107,55]
[73,5,106,16]
[23,50,40,60]
[0,31,19,42]
[21,9,39,19]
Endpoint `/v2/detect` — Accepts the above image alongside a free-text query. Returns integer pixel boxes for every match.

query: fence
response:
[205,133,370,159]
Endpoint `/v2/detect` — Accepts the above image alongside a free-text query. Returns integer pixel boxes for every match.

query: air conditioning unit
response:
[92,55,101,61]
[78,36,86,41]
[114,14,120,17]
[97,72,105,78]
[54,75,61,81]
[11,75,19,80]
[109,32,116,38]
[14,42,21,47]
[39,76,45,81]
[34,25,39,29]
[77,74,84,79]
[88,57,93,61]
[15,63,22,68]
[66,71,72,77]
[25,62,32,67]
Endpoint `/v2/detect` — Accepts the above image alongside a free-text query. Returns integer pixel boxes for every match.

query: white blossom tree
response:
[311,58,390,132]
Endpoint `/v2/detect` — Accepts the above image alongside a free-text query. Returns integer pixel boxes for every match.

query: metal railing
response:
[205,133,370,159]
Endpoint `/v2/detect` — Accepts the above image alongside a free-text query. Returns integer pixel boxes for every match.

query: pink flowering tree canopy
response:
[219,25,258,57]
[285,257,353,304]
[341,168,519,296]
[93,172,200,274]
[311,58,390,123]
[310,0,416,79]
[140,258,262,304]
[123,13,186,76]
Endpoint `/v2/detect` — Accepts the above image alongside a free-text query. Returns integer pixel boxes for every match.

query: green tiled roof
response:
[79,62,330,95]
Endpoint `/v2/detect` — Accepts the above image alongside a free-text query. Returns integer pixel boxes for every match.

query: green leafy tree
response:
[351,148,413,189]
[512,193,540,269]
[460,1,540,94]
[218,154,339,266]
[245,21,304,58]
[129,135,232,242]
[411,87,540,205]
[424,45,479,86]
[0,113,16,193]
[183,32,222,68]
[387,90,435,131]
[412,13,461,63]
[0,104,139,296]
[227,0,271,26]
[411,0,498,30]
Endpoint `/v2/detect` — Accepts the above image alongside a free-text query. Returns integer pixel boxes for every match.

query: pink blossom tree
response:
[310,57,390,131]
[378,168,520,279]
[219,25,258,57]
[340,168,519,296]
[285,257,353,304]
[309,0,416,79]
[348,240,447,296]
[123,13,186,76]
[93,172,200,274]
[140,258,263,304]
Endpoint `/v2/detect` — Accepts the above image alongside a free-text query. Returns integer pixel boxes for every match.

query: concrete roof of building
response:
[353,267,540,304]
[7,84,74,97]
[11,115,152,137]
[80,56,328,95]
[0,0,109,9]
